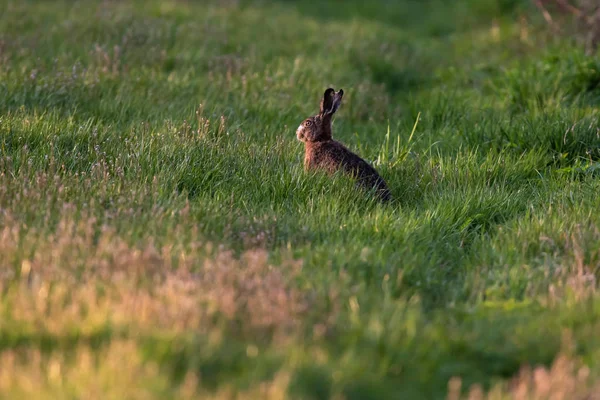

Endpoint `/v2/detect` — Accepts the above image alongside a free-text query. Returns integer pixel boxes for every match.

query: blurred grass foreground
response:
[1,0,600,399]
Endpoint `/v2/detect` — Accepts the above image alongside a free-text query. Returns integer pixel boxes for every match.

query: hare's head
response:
[296,88,344,143]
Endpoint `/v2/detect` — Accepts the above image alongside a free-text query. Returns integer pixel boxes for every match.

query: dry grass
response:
[0,341,171,400]
[546,229,598,306]
[533,0,600,53]
[0,340,294,400]
[0,203,320,340]
[448,351,599,400]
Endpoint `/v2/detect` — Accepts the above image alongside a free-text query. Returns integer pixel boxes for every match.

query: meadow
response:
[1,0,600,398]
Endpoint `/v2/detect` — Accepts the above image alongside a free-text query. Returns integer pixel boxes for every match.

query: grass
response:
[1,0,600,398]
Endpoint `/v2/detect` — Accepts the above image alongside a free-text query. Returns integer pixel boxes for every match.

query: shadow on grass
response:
[347,44,434,98]
[266,0,527,36]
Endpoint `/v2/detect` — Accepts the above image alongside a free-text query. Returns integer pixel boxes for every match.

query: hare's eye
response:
[305,120,312,127]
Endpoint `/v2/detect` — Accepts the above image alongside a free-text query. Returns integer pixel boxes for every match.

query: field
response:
[1,0,600,398]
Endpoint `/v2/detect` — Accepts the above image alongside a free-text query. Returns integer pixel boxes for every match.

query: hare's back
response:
[305,141,349,173]
[335,145,391,200]
[309,141,375,176]
[307,141,391,201]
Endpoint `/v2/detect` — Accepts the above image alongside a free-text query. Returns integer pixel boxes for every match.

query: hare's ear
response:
[320,88,335,115]
[331,89,344,114]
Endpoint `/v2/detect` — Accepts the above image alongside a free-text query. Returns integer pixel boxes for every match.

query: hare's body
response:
[304,140,391,201]
[296,88,391,202]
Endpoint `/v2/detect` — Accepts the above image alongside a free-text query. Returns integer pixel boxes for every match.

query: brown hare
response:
[296,88,391,202]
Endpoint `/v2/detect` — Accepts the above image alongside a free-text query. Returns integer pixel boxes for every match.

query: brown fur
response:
[296,88,391,202]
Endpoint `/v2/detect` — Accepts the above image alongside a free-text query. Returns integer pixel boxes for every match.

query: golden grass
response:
[0,202,316,339]
[447,331,600,400]
[448,353,599,400]
[0,340,295,400]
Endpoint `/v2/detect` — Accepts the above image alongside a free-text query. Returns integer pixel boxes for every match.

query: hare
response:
[296,88,391,202]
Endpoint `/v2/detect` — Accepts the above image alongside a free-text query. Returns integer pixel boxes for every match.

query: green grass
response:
[1,0,600,398]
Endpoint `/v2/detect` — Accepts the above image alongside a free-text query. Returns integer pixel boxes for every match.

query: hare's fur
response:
[296,88,391,202]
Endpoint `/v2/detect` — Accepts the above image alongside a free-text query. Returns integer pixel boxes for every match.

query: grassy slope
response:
[1,0,600,398]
